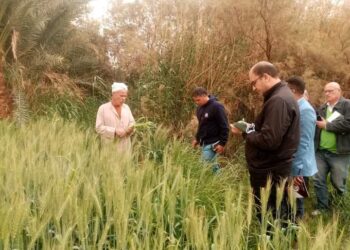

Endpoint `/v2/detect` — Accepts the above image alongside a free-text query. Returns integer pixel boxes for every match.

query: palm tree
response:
[0,0,16,118]
[0,0,90,119]
[0,54,13,118]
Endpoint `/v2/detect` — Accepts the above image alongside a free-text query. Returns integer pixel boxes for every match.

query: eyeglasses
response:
[324,89,339,94]
[250,76,262,87]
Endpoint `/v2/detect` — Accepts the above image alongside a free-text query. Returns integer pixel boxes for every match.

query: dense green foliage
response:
[130,62,194,129]
[0,0,112,120]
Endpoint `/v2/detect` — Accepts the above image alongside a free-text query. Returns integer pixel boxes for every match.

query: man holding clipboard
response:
[230,62,300,223]
[312,82,350,215]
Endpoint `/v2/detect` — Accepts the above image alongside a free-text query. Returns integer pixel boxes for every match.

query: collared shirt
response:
[315,97,350,154]
[326,100,339,112]
[320,107,337,153]
[96,102,135,152]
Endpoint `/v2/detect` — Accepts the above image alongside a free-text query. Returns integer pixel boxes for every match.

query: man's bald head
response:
[248,61,281,95]
[325,82,341,91]
[250,61,279,78]
[324,82,342,105]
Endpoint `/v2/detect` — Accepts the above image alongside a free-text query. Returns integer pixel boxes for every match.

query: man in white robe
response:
[96,82,135,153]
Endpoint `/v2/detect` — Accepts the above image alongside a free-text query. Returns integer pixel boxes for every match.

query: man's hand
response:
[192,139,199,148]
[232,121,255,134]
[293,176,303,186]
[316,118,327,129]
[125,126,134,135]
[115,128,126,138]
[230,124,242,135]
[214,144,224,154]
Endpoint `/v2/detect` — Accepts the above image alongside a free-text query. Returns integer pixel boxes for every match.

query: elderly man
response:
[312,82,350,215]
[286,76,318,220]
[231,61,300,222]
[96,82,135,152]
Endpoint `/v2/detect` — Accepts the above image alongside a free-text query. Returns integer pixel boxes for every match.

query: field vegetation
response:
[0,119,348,249]
[0,0,350,249]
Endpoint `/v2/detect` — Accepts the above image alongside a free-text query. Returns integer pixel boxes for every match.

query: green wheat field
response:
[0,118,348,249]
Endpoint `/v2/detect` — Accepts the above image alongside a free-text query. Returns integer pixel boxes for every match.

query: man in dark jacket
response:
[312,82,350,215]
[231,61,300,222]
[192,87,229,173]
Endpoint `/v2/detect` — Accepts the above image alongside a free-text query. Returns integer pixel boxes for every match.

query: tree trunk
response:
[0,61,13,118]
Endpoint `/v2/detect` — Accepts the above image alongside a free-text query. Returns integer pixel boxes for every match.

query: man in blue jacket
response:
[192,87,229,173]
[286,76,318,220]
[312,82,350,215]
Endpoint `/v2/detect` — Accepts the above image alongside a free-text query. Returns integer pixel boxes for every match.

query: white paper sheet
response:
[327,111,341,122]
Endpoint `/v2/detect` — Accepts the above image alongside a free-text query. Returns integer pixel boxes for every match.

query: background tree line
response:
[1,0,350,136]
[105,0,350,126]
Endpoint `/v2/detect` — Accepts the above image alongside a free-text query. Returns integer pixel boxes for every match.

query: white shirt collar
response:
[327,101,338,112]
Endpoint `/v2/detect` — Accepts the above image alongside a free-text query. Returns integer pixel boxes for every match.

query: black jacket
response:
[245,82,300,173]
[315,97,350,154]
[195,96,229,146]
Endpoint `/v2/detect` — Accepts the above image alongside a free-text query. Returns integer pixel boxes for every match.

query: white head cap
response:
[112,82,128,92]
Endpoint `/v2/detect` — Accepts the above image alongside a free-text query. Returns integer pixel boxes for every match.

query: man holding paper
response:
[231,61,300,222]
[313,82,350,215]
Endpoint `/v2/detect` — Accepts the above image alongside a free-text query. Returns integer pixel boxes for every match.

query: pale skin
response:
[192,95,225,154]
[112,90,134,137]
[230,62,280,135]
[316,82,342,130]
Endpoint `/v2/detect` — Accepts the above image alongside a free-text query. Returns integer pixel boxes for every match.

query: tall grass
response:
[131,62,194,129]
[31,93,103,129]
[0,118,347,249]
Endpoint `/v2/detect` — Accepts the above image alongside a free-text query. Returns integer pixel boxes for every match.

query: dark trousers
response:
[295,177,309,220]
[249,167,291,223]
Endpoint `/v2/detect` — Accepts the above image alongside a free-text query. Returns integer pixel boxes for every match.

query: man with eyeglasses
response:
[231,61,300,224]
[312,82,350,216]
